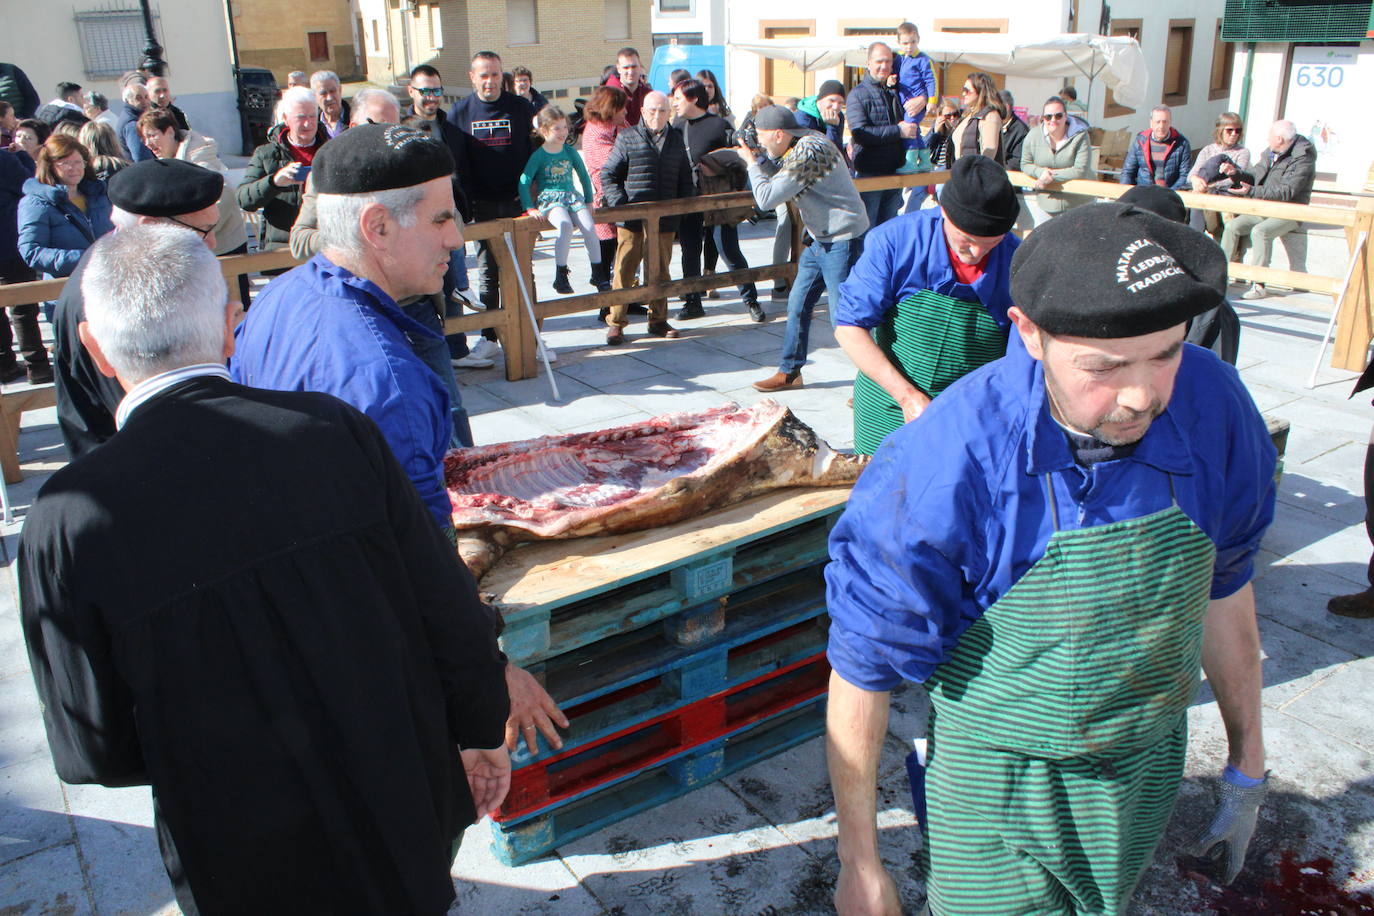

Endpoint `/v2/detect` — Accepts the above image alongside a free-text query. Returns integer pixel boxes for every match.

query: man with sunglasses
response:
[50,158,225,459]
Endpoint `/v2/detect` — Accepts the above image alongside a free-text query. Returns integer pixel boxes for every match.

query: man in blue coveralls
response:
[233,124,570,756]
[825,203,1276,914]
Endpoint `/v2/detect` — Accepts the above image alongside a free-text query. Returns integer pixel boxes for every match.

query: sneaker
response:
[450,287,482,309]
[1241,284,1267,300]
[677,301,706,320]
[748,302,767,323]
[771,286,790,301]
[25,363,53,385]
[0,361,24,384]
[451,353,495,369]
[538,338,558,363]
[1328,588,1374,618]
[469,338,501,362]
[752,371,802,392]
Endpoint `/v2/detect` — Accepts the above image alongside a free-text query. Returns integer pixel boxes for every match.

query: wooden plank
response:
[1332,206,1374,371]
[1226,263,1340,295]
[484,486,849,612]
[0,384,56,484]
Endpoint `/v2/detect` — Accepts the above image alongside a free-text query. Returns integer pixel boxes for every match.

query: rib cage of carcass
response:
[444,400,867,579]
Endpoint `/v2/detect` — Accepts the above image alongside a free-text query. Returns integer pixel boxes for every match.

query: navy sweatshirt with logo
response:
[447,92,536,203]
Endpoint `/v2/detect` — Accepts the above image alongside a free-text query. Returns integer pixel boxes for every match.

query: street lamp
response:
[138,0,167,76]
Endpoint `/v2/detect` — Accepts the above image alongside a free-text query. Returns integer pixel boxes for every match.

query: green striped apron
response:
[922,475,1216,915]
[852,290,1007,456]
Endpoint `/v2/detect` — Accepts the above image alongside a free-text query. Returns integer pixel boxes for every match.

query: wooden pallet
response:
[488,669,830,865]
[511,564,828,766]
[482,487,850,666]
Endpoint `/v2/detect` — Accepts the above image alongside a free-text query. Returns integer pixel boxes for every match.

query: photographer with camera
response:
[736,105,867,392]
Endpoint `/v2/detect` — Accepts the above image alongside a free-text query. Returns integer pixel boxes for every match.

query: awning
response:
[729,32,1149,110]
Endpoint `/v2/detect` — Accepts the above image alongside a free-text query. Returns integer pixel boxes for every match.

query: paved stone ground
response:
[1,217,1371,914]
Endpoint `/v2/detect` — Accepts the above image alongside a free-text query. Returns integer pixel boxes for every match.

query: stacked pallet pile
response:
[479,486,849,864]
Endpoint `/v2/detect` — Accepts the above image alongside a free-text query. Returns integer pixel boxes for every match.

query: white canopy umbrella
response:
[729,32,1149,111]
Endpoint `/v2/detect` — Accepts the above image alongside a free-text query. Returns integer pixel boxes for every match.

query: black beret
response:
[940,155,1018,237]
[1118,185,1187,224]
[107,158,223,216]
[312,123,455,194]
[1011,202,1226,338]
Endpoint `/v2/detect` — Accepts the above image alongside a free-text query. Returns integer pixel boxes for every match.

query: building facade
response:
[649,0,1230,156]
[230,0,363,84]
[1221,0,1373,189]
[356,0,652,107]
[0,0,241,152]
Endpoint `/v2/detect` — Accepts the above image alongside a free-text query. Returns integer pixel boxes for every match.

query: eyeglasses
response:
[166,215,213,239]
[1043,112,1065,120]
[415,86,444,97]
[1222,127,1241,134]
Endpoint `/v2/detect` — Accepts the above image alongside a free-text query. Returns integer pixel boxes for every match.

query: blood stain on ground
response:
[1179,850,1374,914]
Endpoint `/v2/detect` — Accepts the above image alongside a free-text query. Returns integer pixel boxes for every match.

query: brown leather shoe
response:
[605,326,625,345]
[1329,588,1374,618]
[647,322,680,339]
[752,371,803,392]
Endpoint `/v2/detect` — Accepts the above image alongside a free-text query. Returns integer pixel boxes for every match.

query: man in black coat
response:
[20,223,510,916]
[34,81,89,128]
[600,90,693,344]
[53,158,225,459]
[846,43,919,238]
[236,86,323,250]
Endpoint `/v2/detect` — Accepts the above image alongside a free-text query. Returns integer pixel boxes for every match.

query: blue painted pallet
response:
[511,564,828,767]
[481,489,849,667]
[489,691,829,865]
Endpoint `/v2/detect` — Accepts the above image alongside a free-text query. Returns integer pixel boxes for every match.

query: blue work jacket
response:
[826,341,1277,692]
[231,255,453,529]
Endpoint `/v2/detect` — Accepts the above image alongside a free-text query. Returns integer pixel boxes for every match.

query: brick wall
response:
[432,0,652,99]
[231,0,362,82]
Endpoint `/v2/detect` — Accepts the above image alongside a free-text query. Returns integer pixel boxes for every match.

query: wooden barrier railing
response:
[0,168,1368,388]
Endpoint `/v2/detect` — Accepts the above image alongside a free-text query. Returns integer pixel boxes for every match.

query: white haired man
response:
[1218,120,1317,300]
[21,222,510,916]
[236,85,322,250]
[51,158,224,459]
[236,123,569,756]
[114,80,153,161]
[311,68,349,138]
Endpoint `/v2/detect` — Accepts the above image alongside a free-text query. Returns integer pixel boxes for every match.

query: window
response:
[73,6,162,79]
[605,0,630,40]
[761,21,815,99]
[840,24,901,92]
[1104,19,1141,117]
[429,5,443,49]
[653,32,703,47]
[1210,20,1234,100]
[307,31,329,62]
[507,0,538,45]
[371,19,380,52]
[658,0,691,13]
[1163,20,1193,106]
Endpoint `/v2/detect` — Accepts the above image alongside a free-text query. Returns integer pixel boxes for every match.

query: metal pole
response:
[138,0,167,76]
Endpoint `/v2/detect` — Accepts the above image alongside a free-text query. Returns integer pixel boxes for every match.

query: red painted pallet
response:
[497,652,831,823]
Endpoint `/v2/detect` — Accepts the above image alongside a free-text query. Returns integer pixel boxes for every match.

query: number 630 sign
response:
[1294,65,1346,88]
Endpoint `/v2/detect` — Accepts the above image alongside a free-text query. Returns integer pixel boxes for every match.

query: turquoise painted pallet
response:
[483,490,848,668]
[488,691,829,865]
[511,564,828,767]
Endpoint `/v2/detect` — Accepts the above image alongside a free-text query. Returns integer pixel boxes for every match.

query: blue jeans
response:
[401,298,474,448]
[778,238,858,375]
[855,181,902,259]
[443,248,470,359]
